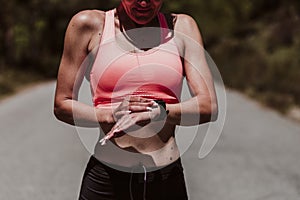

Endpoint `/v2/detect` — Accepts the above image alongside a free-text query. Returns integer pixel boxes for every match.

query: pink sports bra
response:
[90,10,183,108]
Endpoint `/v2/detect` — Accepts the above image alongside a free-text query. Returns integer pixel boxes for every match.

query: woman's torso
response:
[87,9,184,168]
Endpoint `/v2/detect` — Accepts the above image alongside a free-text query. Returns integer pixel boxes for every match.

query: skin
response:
[54,0,218,167]
[121,0,163,25]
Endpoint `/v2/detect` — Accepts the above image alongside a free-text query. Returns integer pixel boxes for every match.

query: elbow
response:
[53,102,71,124]
[199,97,218,123]
[53,103,63,121]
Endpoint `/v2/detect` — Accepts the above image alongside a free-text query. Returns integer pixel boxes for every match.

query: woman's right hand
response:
[113,96,155,121]
[99,96,159,145]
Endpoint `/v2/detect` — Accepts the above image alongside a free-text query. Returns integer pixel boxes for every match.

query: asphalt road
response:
[0,81,300,200]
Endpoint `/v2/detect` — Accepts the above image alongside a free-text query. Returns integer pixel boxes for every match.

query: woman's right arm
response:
[54,10,115,127]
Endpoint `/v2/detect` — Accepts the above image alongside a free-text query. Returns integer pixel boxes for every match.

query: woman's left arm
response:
[166,14,218,126]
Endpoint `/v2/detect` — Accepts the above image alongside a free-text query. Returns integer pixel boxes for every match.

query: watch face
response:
[153,99,168,121]
[154,99,166,109]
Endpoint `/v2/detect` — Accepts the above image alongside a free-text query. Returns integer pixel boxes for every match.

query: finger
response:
[114,110,131,119]
[129,96,153,103]
[135,111,153,121]
[129,96,141,102]
[106,118,126,139]
[128,105,153,113]
[113,114,139,133]
[100,128,119,144]
[129,101,155,107]
[109,115,130,133]
[100,114,134,144]
[113,100,130,118]
[118,96,132,108]
[99,134,110,145]
[118,100,129,110]
[99,129,117,145]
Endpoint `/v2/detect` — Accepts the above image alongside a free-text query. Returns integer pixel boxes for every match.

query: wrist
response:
[96,107,116,124]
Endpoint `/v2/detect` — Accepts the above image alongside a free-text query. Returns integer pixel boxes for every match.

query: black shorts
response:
[78,156,188,200]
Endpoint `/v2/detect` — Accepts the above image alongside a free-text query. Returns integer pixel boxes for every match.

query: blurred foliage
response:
[0,0,299,112]
[0,0,119,77]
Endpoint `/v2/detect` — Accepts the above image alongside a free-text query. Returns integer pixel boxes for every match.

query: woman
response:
[54,0,218,199]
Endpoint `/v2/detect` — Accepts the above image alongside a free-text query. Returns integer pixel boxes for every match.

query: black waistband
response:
[89,155,184,183]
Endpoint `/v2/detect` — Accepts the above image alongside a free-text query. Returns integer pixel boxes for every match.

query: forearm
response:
[54,99,115,127]
[166,96,218,126]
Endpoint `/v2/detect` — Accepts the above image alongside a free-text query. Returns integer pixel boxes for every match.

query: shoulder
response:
[173,14,199,35]
[68,10,106,32]
[172,13,203,49]
[65,10,107,51]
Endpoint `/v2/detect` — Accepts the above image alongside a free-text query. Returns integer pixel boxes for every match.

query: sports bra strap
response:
[101,9,115,44]
[158,12,174,44]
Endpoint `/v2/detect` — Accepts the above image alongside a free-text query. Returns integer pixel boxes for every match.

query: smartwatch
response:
[154,100,169,121]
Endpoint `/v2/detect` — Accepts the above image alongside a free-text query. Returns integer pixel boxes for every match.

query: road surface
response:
[0,81,300,200]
